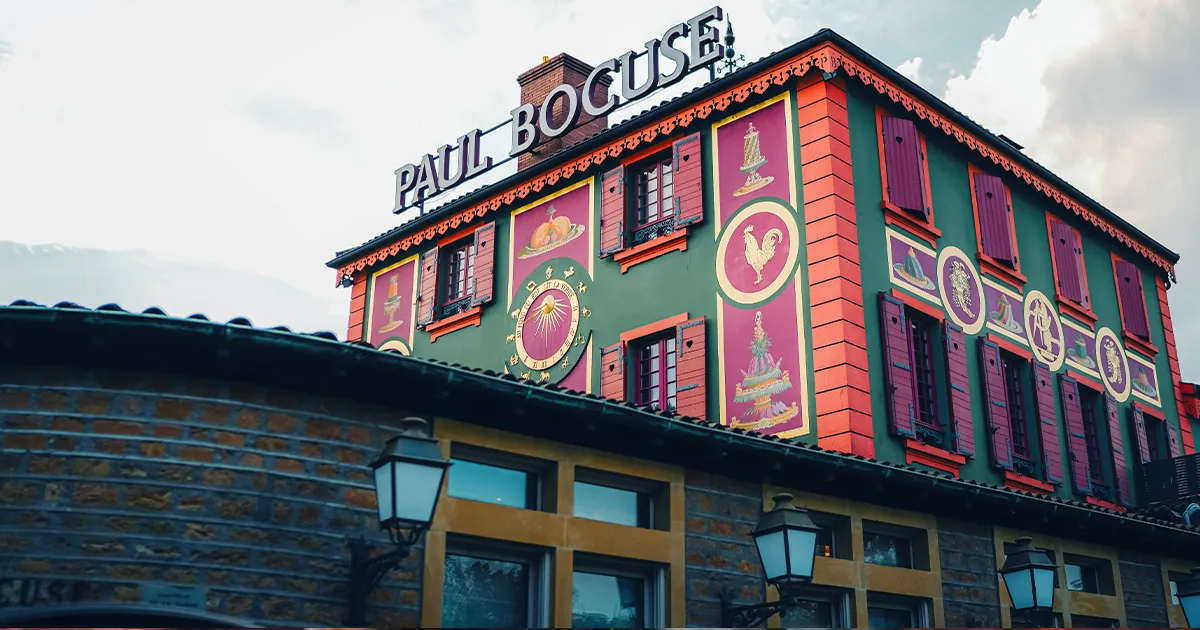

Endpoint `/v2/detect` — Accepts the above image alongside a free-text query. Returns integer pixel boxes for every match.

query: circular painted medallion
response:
[936,246,985,335]
[1023,290,1065,371]
[515,278,580,371]
[1095,326,1132,402]
[715,199,801,306]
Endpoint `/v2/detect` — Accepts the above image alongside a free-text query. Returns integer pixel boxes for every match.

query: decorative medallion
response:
[1095,326,1131,403]
[885,229,939,303]
[1023,290,1065,372]
[732,123,775,196]
[1062,319,1099,376]
[517,206,585,259]
[715,199,801,305]
[730,311,799,430]
[1127,351,1161,407]
[937,246,985,335]
[507,259,593,382]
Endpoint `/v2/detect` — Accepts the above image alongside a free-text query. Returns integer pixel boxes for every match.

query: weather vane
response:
[709,16,746,81]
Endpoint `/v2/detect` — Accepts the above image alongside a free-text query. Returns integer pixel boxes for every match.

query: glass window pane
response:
[443,553,530,628]
[574,481,641,527]
[781,599,834,628]
[572,571,645,628]
[867,607,913,629]
[448,459,532,509]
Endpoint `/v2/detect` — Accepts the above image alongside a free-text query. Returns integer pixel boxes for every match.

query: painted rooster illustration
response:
[743,225,784,285]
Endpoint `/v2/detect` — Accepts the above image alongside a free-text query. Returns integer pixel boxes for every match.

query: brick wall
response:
[0,365,421,628]
[1119,550,1169,627]
[937,518,1001,627]
[683,470,764,627]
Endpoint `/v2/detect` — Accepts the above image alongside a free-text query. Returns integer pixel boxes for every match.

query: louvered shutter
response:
[978,339,1014,471]
[674,317,706,419]
[470,222,496,306]
[1115,259,1150,339]
[881,116,929,220]
[942,321,974,457]
[1168,421,1182,458]
[879,293,916,438]
[974,172,1017,266]
[416,246,439,327]
[1130,405,1151,464]
[599,167,626,257]
[1050,219,1084,304]
[1104,394,1131,505]
[673,133,704,228]
[600,342,627,402]
[1032,362,1063,485]
[1059,374,1093,494]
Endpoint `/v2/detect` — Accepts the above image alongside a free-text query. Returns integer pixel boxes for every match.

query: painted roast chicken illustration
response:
[743,224,784,285]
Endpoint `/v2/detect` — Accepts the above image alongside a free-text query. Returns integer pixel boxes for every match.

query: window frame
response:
[875,107,941,248]
[968,164,1026,290]
[442,535,553,629]
[571,552,667,629]
[1045,213,1097,326]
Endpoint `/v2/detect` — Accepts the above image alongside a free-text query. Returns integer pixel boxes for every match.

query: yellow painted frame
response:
[364,253,420,352]
[1160,556,1192,628]
[763,484,946,628]
[506,177,596,310]
[422,419,686,628]
[993,526,1127,627]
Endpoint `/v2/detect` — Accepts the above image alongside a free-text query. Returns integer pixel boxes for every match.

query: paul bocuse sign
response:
[393,6,727,214]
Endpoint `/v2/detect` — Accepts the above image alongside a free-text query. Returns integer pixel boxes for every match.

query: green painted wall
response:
[847,82,1183,502]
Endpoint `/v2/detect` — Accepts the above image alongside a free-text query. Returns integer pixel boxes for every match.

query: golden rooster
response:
[742,225,784,285]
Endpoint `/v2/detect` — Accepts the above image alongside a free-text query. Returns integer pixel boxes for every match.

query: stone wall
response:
[937,517,1001,627]
[1119,550,1169,628]
[0,365,421,628]
[683,470,764,627]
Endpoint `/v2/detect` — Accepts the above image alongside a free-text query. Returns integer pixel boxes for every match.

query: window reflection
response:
[571,571,644,628]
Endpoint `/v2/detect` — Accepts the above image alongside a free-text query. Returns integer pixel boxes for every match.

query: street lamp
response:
[999,537,1058,627]
[345,417,450,626]
[721,493,822,627]
[1176,568,1200,627]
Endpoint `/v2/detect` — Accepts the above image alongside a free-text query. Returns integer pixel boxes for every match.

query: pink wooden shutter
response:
[1115,259,1150,338]
[1058,374,1093,494]
[881,116,929,220]
[674,316,706,419]
[599,167,626,257]
[470,222,496,306]
[416,246,439,327]
[1032,362,1063,486]
[879,293,916,438]
[978,339,1014,471]
[1050,219,1084,304]
[672,133,704,228]
[1104,394,1131,506]
[974,172,1016,266]
[1130,405,1151,464]
[600,342,626,402]
[1168,421,1182,458]
[942,321,974,457]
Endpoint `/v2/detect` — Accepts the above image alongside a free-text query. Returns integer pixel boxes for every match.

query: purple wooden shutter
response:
[882,116,929,220]
[879,293,916,438]
[1168,422,1182,458]
[1032,362,1063,485]
[599,166,626,257]
[1115,259,1150,339]
[974,172,1016,266]
[1104,394,1131,506]
[978,339,1014,471]
[1130,405,1151,464]
[1050,219,1084,304]
[673,133,704,227]
[1059,374,1093,494]
[942,321,974,457]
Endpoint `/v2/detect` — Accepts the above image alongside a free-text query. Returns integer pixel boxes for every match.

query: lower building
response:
[1,303,1197,628]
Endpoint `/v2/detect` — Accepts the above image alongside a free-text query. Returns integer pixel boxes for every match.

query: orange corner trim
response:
[620,312,690,344]
[1004,470,1054,496]
[612,228,689,273]
[426,306,482,343]
[904,439,966,478]
[890,288,943,321]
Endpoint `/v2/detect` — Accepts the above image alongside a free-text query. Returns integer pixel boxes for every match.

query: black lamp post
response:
[720,493,822,627]
[999,537,1058,627]
[345,417,450,627]
[1176,567,1200,627]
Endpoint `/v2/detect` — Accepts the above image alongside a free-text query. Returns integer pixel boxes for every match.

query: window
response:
[441,238,476,317]
[632,153,674,241]
[862,521,929,571]
[447,445,554,512]
[633,333,677,413]
[1047,216,1092,320]
[1078,387,1110,495]
[1063,553,1115,595]
[573,467,666,530]
[1070,614,1117,628]
[866,592,929,628]
[780,586,853,628]
[1001,352,1037,477]
[572,554,664,628]
[442,537,551,628]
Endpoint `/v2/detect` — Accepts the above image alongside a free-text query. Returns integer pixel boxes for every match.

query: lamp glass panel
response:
[786,528,818,579]
[755,530,787,581]
[390,460,444,525]
[374,464,394,522]
[1032,567,1056,609]
[1181,594,1200,627]
[1002,569,1034,610]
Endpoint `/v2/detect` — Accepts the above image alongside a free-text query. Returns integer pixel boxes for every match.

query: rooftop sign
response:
[393,6,727,215]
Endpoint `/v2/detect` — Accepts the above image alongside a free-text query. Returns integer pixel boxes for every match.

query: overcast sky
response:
[1,0,1196,375]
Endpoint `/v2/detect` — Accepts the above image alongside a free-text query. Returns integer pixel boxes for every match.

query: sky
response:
[0,0,1196,375]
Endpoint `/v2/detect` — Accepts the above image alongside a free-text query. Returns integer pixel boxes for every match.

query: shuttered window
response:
[1113,257,1151,340]
[1048,217,1090,309]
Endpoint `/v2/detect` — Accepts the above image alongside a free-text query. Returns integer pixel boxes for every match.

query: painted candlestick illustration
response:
[731,311,799,430]
[377,275,405,334]
[733,122,775,196]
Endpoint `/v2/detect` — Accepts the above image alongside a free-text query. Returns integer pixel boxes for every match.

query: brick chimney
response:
[517,53,612,170]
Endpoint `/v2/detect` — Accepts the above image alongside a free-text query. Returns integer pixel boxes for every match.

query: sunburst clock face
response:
[507,259,593,382]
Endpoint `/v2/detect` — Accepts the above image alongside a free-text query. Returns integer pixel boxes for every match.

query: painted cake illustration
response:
[731,311,799,430]
[987,293,1024,334]
[892,247,936,291]
[517,206,585,259]
[1066,332,1097,370]
[1133,370,1158,398]
[732,122,775,197]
